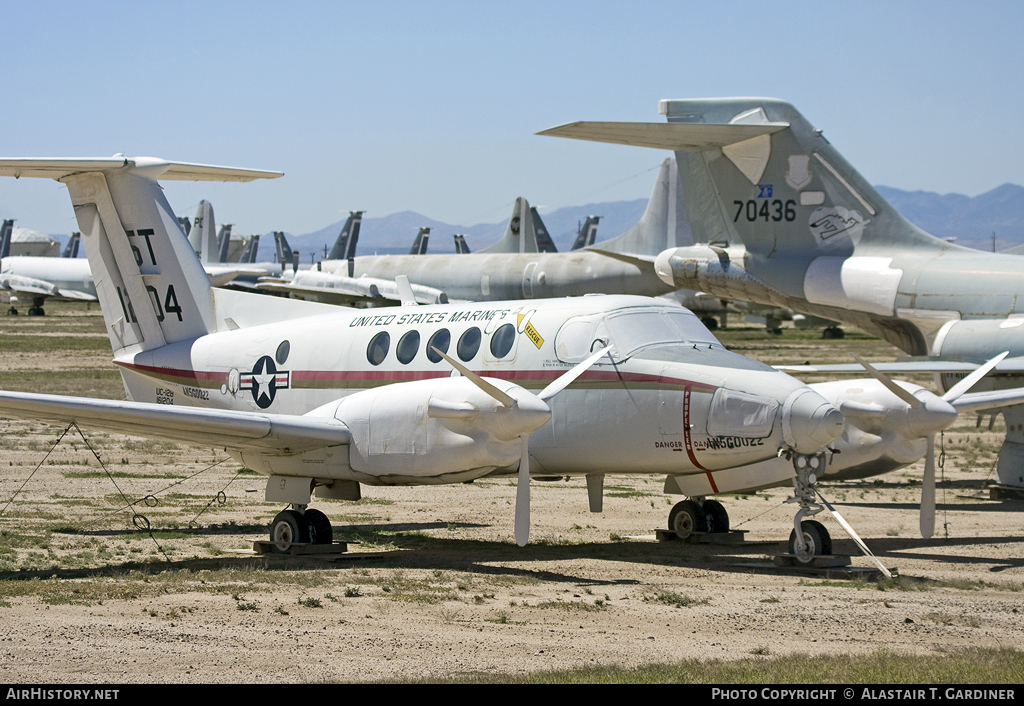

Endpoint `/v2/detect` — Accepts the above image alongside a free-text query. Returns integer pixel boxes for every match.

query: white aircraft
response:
[0,155,845,552]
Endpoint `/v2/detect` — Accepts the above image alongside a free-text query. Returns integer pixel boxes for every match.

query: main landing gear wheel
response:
[788,519,832,564]
[304,508,333,545]
[270,509,309,552]
[700,316,719,331]
[703,499,730,533]
[668,500,706,539]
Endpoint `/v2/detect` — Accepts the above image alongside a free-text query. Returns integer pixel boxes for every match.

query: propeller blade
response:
[852,355,922,408]
[942,351,1009,402]
[537,346,611,401]
[921,434,936,539]
[514,434,530,546]
[816,491,892,579]
[432,347,515,407]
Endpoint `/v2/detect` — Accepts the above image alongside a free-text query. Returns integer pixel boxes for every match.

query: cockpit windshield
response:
[554,307,720,364]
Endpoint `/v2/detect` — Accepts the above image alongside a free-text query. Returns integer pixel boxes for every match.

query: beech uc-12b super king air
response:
[0,156,845,554]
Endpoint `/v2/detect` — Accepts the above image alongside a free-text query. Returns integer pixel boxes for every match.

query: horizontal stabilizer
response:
[536,121,788,151]
[0,157,282,182]
[0,390,349,452]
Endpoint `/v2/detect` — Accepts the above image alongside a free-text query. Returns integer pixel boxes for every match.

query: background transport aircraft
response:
[540,98,1024,492]
[0,155,845,554]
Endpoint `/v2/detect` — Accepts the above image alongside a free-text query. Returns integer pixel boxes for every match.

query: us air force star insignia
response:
[240,355,290,409]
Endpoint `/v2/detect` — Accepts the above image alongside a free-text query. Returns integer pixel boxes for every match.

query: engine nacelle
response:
[325,375,548,484]
[932,318,1024,393]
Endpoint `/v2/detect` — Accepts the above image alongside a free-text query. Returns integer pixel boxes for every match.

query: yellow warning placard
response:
[524,322,544,349]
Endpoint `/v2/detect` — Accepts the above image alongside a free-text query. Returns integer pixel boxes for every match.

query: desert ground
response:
[0,303,1022,683]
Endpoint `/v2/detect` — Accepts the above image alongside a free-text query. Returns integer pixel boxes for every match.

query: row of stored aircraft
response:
[0,98,1021,557]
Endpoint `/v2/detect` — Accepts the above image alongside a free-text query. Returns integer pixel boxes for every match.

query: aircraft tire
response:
[668,500,707,539]
[6,307,17,316]
[304,508,333,545]
[270,509,309,552]
[788,520,832,563]
[703,500,729,533]
[700,316,719,331]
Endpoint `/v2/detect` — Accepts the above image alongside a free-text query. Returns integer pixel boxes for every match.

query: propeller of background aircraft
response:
[849,352,1008,538]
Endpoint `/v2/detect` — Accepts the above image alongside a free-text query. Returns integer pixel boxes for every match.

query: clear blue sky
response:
[2,1,1021,235]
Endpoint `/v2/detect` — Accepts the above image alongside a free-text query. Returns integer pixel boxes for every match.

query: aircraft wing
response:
[536,121,789,151]
[203,265,270,288]
[0,390,350,452]
[0,273,98,302]
[778,357,1024,374]
[951,388,1024,415]
[258,271,449,306]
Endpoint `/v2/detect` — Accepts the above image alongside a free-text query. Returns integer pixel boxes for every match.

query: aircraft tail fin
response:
[540,99,941,257]
[531,208,557,253]
[0,219,13,258]
[61,232,81,258]
[408,227,430,255]
[238,234,259,263]
[0,156,282,357]
[326,211,363,260]
[571,216,600,250]
[188,200,216,264]
[591,158,692,257]
[216,224,232,263]
[478,198,539,254]
[274,231,293,266]
[454,234,470,254]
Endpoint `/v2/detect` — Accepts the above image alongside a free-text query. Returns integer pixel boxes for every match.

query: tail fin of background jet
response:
[591,158,692,257]
[478,197,540,254]
[454,234,470,254]
[216,224,232,263]
[326,211,364,260]
[531,208,557,253]
[274,231,292,266]
[409,227,430,255]
[540,100,941,258]
[61,232,81,258]
[238,233,259,263]
[0,219,13,258]
[188,200,216,265]
[571,216,600,250]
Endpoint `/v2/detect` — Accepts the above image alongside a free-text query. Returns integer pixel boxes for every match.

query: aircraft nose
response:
[782,388,845,454]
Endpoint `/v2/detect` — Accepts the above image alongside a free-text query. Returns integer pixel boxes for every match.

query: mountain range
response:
[38,183,1024,261]
[286,183,1024,262]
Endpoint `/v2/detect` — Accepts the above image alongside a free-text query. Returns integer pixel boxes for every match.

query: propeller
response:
[433,345,611,545]
[853,352,1007,538]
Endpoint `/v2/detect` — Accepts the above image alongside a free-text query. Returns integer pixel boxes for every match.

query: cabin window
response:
[396,330,420,365]
[367,332,390,366]
[426,329,451,363]
[706,389,778,438]
[489,323,516,359]
[457,327,481,361]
